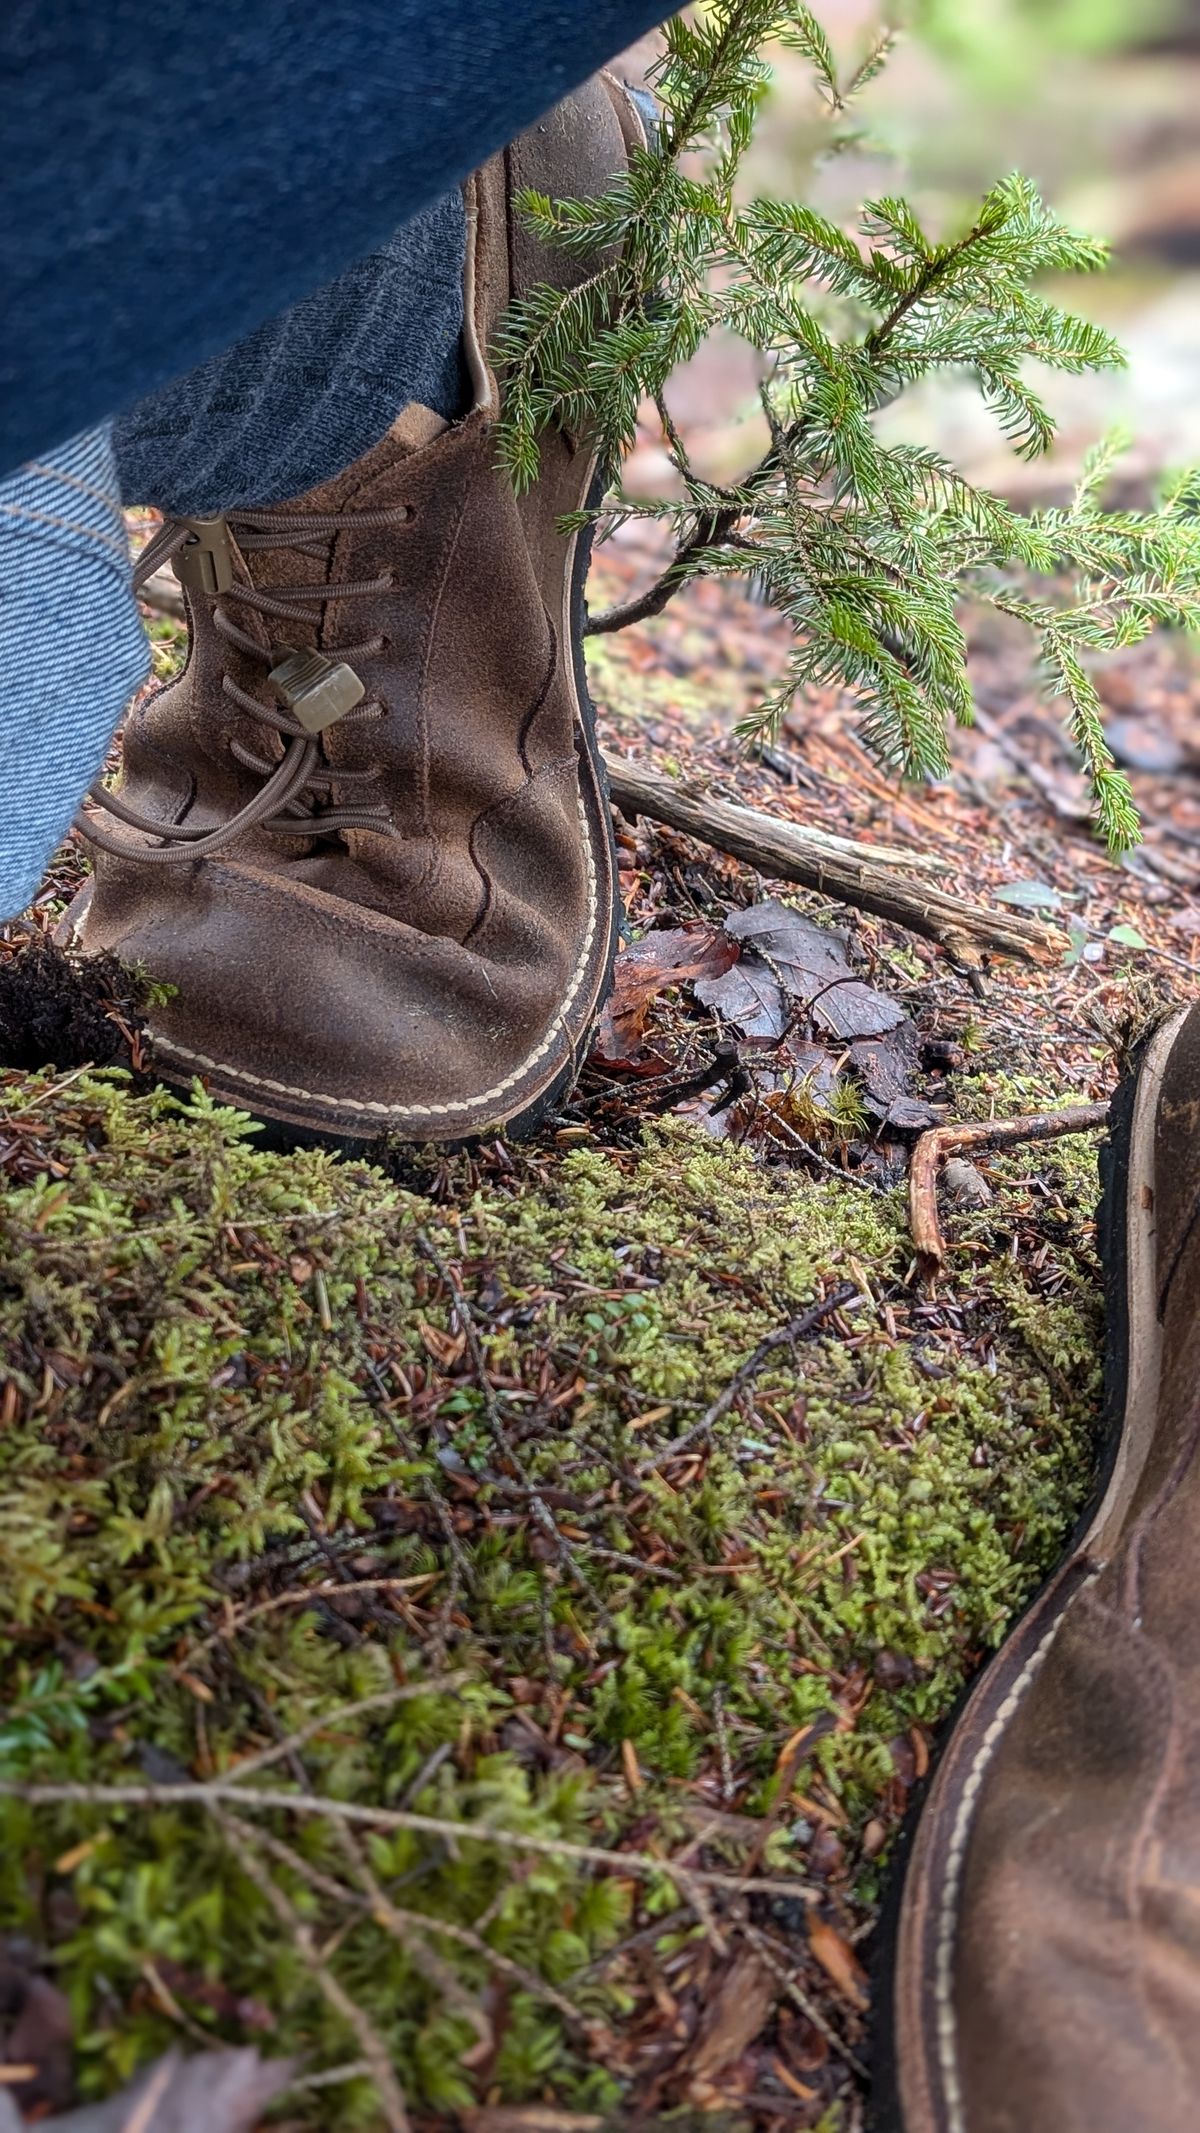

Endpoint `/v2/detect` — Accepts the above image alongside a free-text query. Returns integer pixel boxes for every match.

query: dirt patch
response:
[0,939,144,1075]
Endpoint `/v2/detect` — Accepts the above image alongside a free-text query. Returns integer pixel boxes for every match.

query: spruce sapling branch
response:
[495,3,1200,851]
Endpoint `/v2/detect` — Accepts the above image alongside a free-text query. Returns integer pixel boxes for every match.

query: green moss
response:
[0,1067,1103,2124]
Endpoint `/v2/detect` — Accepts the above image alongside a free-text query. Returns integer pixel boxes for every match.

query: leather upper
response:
[78,77,641,1137]
[943,1005,1200,2133]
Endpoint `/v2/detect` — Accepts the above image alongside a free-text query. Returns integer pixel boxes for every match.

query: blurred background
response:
[619,0,1200,500]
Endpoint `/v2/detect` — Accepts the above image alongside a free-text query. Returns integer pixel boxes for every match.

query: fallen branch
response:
[607,757,951,872]
[603,757,1059,966]
[909,1102,1109,1268]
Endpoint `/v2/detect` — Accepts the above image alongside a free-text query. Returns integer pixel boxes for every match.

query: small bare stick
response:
[221,1679,467,1784]
[2,1775,818,1904]
[638,1282,860,1473]
[740,1922,868,2081]
[416,1232,613,1631]
[909,1102,1109,1268]
[219,1815,411,2133]
[227,1811,496,2050]
[604,755,1059,965]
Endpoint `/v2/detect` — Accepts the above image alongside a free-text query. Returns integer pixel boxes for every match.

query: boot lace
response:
[76,504,413,865]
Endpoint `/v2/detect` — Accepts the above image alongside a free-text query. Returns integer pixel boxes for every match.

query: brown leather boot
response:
[889,1001,1200,2133]
[66,76,645,1144]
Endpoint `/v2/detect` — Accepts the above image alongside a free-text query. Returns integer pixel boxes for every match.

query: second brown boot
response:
[67,76,645,1144]
[888,1001,1200,2133]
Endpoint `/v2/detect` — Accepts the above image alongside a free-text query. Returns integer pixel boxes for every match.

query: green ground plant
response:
[497,0,1200,851]
[0,1064,1102,2124]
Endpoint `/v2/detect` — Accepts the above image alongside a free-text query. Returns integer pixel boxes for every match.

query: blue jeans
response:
[0,2,668,919]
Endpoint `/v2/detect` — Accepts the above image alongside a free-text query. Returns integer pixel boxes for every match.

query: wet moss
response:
[0,1067,1103,2124]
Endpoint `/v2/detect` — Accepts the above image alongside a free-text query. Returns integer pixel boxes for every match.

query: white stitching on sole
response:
[149,778,602,1122]
[933,1566,1102,2133]
[932,1011,1187,2126]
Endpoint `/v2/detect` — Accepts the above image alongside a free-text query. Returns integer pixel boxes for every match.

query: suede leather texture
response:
[940,1005,1200,2133]
[78,78,639,1139]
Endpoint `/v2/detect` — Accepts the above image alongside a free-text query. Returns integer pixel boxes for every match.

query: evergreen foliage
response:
[496,0,1200,850]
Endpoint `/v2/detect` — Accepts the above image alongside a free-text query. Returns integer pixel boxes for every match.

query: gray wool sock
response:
[113,188,470,514]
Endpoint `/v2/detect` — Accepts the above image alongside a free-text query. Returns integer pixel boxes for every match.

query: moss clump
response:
[0,1067,1103,2126]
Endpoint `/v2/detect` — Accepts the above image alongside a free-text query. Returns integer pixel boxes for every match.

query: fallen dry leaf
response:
[2,2047,296,2133]
[694,956,788,1041]
[593,923,736,1069]
[0,1953,73,2117]
[808,1915,868,2011]
[728,902,904,1040]
[680,1946,778,2093]
[849,1023,938,1130]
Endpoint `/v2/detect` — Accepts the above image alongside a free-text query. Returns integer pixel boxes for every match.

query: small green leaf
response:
[994,880,1063,910]
[1063,923,1091,968]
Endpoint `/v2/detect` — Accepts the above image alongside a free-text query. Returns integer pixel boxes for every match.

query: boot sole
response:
[879,1006,1187,2133]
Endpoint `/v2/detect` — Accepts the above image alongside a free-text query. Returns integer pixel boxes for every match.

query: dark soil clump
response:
[0,939,144,1073]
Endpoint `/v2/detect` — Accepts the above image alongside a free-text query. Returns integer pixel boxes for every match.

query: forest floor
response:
[0,525,1197,2133]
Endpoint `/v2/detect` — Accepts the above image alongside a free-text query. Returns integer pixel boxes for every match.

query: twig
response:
[586,489,758,636]
[713,1687,734,1805]
[139,1960,215,2049]
[332,1822,494,2051]
[265,1862,589,2033]
[638,1283,860,1472]
[576,1906,696,1979]
[218,1815,411,2133]
[182,1576,443,1664]
[2,1776,818,1904]
[739,1922,868,2081]
[909,1101,1109,1268]
[289,2059,374,2092]
[387,1905,588,2033]
[580,1541,683,1582]
[226,1810,495,2051]
[416,1233,613,1631]
[735,1085,892,1193]
[603,755,1059,965]
[223,1679,466,1784]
